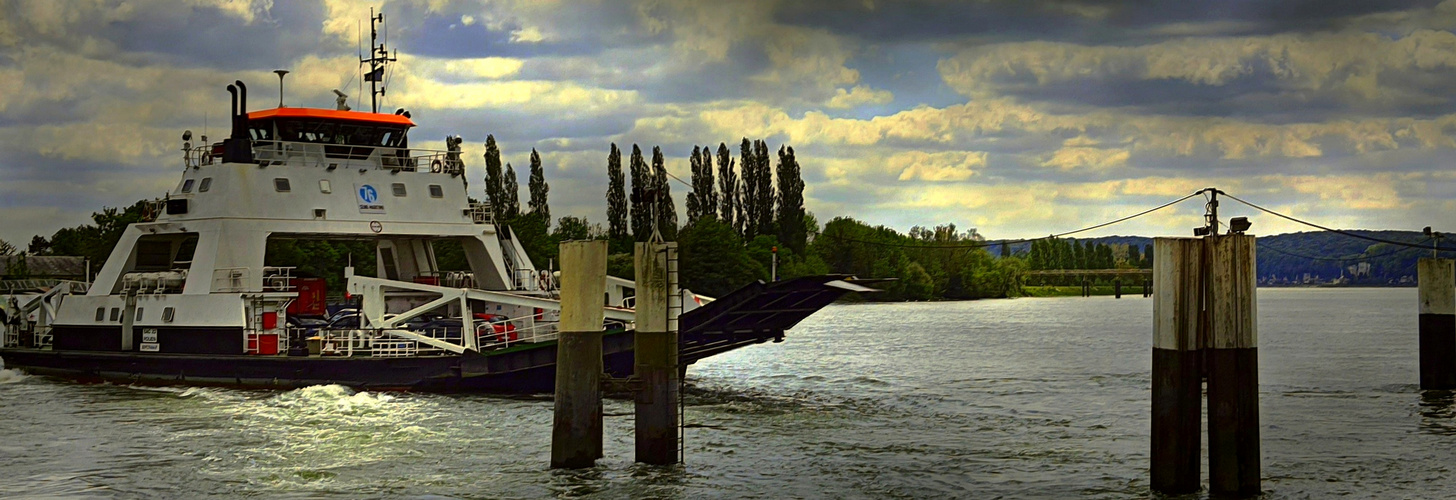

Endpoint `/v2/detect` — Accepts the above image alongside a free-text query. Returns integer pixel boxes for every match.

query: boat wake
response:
[0,368,26,385]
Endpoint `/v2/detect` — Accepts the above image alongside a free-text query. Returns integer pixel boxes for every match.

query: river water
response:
[1,288,1452,499]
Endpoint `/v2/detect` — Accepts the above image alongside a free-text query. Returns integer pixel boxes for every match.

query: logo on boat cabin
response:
[356,184,385,214]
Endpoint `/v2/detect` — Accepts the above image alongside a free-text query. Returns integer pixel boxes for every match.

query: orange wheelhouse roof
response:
[247,107,416,127]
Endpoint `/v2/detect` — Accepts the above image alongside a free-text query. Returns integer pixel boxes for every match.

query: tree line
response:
[11,137,1034,302]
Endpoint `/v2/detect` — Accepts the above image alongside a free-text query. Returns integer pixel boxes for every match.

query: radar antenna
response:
[361,8,397,114]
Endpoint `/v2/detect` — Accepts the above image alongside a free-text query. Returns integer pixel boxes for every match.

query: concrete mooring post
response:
[552,240,609,469]
[1418,258,1456,390]
[634,241,680,465]
[1150,235,1260,496]
[1206,234,1260,496]
[1151,238,1203,495]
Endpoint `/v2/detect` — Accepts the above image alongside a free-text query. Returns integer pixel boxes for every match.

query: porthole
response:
[274,178,291,192]
[181,179,195,193]
[162,307,175,323]
[110,307,120,321]
[392,183,407,197]
[429,184,443,198]
[135,308,144,321]
[198,177,212,192]
[95,307,106,321]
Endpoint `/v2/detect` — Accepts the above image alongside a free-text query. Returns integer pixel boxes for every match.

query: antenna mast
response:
[361,8,397,114]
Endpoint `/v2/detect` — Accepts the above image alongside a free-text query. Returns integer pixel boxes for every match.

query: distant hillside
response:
[988,231,1450,285]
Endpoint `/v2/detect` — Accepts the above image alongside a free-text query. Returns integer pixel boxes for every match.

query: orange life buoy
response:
[430,159,443,173]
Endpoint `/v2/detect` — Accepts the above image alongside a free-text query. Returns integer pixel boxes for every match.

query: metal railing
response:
[211,266,297,293]
[188,141,464,176]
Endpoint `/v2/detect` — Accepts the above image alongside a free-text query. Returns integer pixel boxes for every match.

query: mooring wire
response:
[822,190,1205,250]
[1220,192,1456,252]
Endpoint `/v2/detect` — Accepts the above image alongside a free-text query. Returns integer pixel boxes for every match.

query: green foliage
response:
[629,144,650,241]
[0,239,15,256]
[686,145,717,225]
[775,145,806,255]
[553,216,602,242]
[677,216,762,297]
[809,216,1023,301]
[650,146,678,240]
[46,200,150,266]
[483,135,504,217]
[4,253,29,279]
[605,144,629,253]
[501,163,520,221]
[716,143,738,232]
[504,212,554,267]
[527,149,549,223]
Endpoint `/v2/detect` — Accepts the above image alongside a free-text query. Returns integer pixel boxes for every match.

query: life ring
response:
[538,271,550,290]
[201,152,212,164]
[430,159,443,173]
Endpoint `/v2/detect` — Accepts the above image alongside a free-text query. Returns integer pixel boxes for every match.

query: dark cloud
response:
[774,0,1440,44]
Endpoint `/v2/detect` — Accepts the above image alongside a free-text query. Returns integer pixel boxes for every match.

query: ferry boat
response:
[0,17,872,392]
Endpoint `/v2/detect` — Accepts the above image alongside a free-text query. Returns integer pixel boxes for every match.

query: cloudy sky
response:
[5,0,1456,246]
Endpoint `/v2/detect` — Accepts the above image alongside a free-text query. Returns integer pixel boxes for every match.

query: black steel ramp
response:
[678,275,878,365]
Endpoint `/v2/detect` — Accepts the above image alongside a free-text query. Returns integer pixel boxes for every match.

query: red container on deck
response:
[413,276,440,286]
[257,334,279,355]
[287,278,328,316]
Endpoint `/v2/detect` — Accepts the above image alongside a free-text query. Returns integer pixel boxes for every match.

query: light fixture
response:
[1194,226,1210,236]
[1229,217,1252,234]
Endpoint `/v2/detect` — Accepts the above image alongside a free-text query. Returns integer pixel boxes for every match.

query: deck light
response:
[1229,217,1251,234]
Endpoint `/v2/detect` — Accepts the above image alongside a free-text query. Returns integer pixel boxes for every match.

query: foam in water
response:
[0,368,26,384]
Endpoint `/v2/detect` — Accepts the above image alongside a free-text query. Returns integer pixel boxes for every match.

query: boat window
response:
[95,307,105,321]
[110,308,120,321]
[278,120,337,144]
[319,179,331,193]
[249,121,275,141]
[429,184,443,198]
[274,178,291,192]
[392,183,407,197]
[163,307,175,322]
[181,179,195,193]
[135,239,174,271]
[198,177,212,192]
[135,308,143,321]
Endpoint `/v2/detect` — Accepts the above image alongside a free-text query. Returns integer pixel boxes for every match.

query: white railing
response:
[190,141,463,176]
[465,202,494,224]
[210,266,296,293]
[513,269,557,292]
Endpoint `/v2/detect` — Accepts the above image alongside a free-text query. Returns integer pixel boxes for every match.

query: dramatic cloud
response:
[3,0,1456,246]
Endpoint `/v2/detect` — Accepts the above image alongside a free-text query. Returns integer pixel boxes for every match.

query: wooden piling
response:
[1206,234,1260,496]
[1418,258,1456,390]
[634,242,680,465]
[1114,278,1122,299]
[552,240,608,469]
[1151,238,1202,495]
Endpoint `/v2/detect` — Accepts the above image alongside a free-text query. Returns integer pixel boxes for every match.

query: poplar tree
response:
[651,146,678,240]
[753,140,774,237]
[606,144,628,247]
[738,138,757,239]
[629,144,650,241]
[685,146,703,223]
[527,148,549,223]
[687,145,718,224]
[483,135,504,217]
[717,143,738,233]
[775,145,806,254]
[502,163,520,220]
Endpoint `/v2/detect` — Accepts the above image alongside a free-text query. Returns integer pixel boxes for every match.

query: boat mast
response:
[362,8,397,114]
